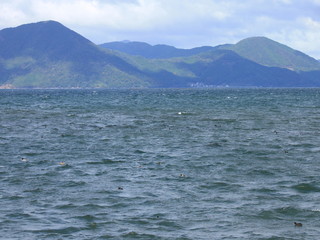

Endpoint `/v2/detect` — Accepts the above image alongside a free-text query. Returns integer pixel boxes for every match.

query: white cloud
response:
[285,17,320,58]
[0,0,320,58]
[28,0,233,30]
[0,0,235,30]
[0,0,31,26]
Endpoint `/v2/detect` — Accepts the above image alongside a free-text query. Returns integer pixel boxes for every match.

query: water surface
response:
[1,88,320,239]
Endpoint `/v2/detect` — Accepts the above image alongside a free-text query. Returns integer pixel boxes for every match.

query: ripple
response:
[30,226,83,234]
[292,183,320,193]
[257,206,304,220]
[74,214,98,221]
[120,231,161,239]
[247,169,275,176]
[60,180,86,187]
[2,89,320,239]
[200,181,243,192]
[87,158,126,165]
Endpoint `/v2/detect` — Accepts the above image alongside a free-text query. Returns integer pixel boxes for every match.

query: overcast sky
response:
[1,0,320,59]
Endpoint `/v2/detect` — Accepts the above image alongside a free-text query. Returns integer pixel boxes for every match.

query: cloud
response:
[0,0,320,58]
[18,0,234,30]
[279,17,320,58]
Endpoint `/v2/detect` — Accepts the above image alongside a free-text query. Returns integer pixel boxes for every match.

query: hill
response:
[1,21,320,88]
[176,49,304,87]
[0,21,151,88]
[111,48,314,87]
[100,41,214,59]
[103,37,320,72]
[218,37,320,72]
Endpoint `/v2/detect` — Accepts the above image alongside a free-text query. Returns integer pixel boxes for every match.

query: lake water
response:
[1,88,320,239]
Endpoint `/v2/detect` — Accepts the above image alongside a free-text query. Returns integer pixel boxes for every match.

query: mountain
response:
[102,37,320,72]
[101,37,320,81]
[100,41,214,59]
[218,37,320,72]
[0,20,102,60]
[112,47,314,87]
[1,21,320,88]
[176,49,304,87]
[0,21,151,88]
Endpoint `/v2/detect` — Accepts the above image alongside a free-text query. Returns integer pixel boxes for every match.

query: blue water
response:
[1,88,320,239]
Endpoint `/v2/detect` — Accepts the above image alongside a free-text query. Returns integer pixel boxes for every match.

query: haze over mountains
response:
[1,20,320,88]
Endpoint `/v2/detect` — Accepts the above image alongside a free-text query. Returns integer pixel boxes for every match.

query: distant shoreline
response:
[1,86,320,90]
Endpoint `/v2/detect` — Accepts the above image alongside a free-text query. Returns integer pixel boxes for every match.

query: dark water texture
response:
[1,88,320,239]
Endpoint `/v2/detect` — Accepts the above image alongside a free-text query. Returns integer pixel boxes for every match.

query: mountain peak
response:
[237,36,273,42]
[0,20,95,60]
[27,20,62,25]
[1,21,320,88]
[4,20,65,33]
[235,36,289,51]
[222,36,320,71]
[0,20,150,88]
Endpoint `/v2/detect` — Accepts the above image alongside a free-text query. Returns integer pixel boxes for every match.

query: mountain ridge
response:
[101,37,320,72]
[1,20,320,88]
[0,21,153,88]
[100,41,215,59]
[218,36,320,71]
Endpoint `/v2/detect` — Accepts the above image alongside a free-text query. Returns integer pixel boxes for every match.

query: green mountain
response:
[0,21,151,88]
[101,37,320,72]
[100,41,214,59]
[177,49,303,87]
[218,37,320,72]
[1,21,320,88]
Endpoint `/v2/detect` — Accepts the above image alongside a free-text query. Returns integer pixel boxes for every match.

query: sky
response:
[1,0,320,59]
